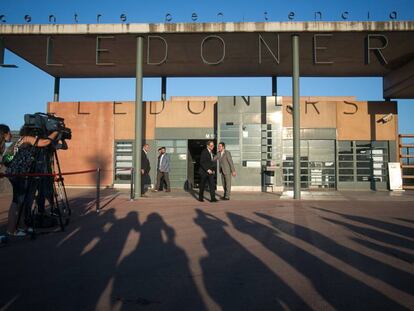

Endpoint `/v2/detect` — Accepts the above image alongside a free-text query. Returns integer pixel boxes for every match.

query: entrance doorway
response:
[187,139,216,189]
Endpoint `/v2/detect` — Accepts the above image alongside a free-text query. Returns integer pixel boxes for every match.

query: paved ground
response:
[0,189,413,310]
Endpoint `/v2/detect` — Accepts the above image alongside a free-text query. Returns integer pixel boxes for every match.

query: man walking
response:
[198,140,218,202]
[216,142,236,200]
[141,144,151,196]
[154,147,171,192]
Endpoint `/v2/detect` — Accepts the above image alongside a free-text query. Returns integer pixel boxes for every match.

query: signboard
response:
[388,162,403,191]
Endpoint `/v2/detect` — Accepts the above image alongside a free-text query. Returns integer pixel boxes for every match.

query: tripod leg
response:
[53,182,65,232]
[24,178,39,239]
[14,202,24,233]
[13,180,25,233]
[57,180,70,225]
[30,200,37,240]
[54,151,71,215]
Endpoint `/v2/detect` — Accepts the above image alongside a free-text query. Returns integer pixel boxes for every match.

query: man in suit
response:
[216,142,236,200]
[154,147,171,192]
[141,144,151,196]
[198,140,218,202]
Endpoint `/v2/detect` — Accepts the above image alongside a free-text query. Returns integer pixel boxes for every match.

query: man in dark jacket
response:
[198,140,217,202]
[141,144,151,196]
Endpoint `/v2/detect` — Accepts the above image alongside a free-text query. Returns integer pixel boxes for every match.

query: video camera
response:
[23,113,71,148]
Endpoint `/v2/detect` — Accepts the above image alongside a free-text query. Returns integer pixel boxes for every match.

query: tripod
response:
[15,146,70,239]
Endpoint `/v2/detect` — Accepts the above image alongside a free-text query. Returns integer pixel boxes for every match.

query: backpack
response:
[5,138,38,177]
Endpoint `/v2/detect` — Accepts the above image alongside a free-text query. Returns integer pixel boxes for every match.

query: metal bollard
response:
[96,168,101,212]
[130,167,135,200]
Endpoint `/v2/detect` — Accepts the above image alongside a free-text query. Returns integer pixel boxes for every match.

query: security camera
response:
[378,113,393,123]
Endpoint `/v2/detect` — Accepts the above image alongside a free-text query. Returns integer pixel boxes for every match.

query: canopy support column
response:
[53,77,60,102]
[292,35,301,199]
[161,76,167,101]
[134,36,144,198]
[272,76,277,96]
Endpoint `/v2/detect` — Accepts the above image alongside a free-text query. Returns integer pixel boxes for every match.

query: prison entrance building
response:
[2,21,413,196]
[48,96,398,191]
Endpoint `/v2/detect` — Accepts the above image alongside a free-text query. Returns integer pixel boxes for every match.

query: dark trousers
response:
[199,172,216,201]
[141,173,150,194]
[10,178,30,226]
[36,177,54,213]
[156,171,170,190]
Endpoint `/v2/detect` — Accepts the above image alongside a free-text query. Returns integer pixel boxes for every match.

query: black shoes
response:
[211,199,218,203]
[198,198,204,202]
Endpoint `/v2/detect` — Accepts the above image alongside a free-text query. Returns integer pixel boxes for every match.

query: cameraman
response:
[3,126,58,236]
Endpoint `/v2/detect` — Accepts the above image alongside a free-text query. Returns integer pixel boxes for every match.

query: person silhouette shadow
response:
[194,209,310,311]
[111,212,206,310]
[59,210,141,310]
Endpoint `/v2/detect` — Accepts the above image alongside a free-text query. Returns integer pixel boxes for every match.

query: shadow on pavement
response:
[255,212,414,299]
[308,206,414,263]
[228,212,408,310]
[395,218,414,224]
[111,212,206,311]
[322,217,414,253]
[309,206,414,240]
[351,237,414,264]
[194,208,311,311]
[0,193,138,310]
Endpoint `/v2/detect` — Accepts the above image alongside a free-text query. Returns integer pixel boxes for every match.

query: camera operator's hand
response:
[141,169,144,175]
[22,131,59,147]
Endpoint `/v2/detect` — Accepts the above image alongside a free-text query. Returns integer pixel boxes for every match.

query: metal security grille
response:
[114,141,134,183]
[338,141,389,190]
[283,140,336,189]
[261,123,283,167]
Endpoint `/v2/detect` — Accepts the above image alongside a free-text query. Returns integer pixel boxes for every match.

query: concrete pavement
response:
[0,189,413,310]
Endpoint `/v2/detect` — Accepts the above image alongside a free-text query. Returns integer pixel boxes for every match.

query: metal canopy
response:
[1,21,414,98]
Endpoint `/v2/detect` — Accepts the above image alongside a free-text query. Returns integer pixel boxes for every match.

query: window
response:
[337,141,390,184]
[114,141,134,183]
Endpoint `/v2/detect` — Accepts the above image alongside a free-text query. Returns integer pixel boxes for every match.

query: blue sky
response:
[1,0,413,133]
